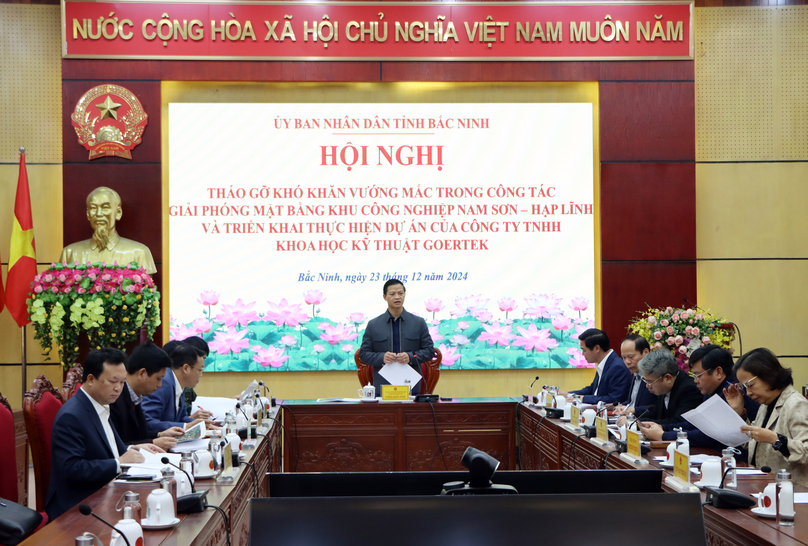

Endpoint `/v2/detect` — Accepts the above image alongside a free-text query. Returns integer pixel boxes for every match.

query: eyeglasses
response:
[736,376,757,392]
[192,365,205,374]
[642,376,663,386]
[688,369,709,380]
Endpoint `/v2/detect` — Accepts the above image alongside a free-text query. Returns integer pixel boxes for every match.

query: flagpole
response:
[21,325,27,398]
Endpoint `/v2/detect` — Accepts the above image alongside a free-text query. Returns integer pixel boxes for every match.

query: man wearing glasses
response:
[640,346,759,455]
[142,342,216,433]
[633,349,702,426]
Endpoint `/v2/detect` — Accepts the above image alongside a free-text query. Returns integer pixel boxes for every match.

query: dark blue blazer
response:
[141,369,191,434]
[45,389,126,521]
[623,374,659,416]
[661,379,761,457]
[571,350,631,404]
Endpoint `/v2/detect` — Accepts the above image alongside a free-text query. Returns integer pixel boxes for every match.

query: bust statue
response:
[59,186,157,274]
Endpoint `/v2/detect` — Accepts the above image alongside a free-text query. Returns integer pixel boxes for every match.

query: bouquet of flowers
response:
[27,262,161,370]
[627,306,734,372]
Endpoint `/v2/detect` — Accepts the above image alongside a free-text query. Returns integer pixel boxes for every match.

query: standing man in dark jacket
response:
[359,279,434,397]
[110,342,184,449]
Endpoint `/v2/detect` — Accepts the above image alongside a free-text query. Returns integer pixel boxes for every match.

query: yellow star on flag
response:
[96,95,122,121]
[8,216,35,269]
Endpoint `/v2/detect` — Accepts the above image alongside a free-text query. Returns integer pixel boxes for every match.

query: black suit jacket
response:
[647,372,703,425]
[110,382,158,446]
[46,389,127,521]
[623,374,659,415]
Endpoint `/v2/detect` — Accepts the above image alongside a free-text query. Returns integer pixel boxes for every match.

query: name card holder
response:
[590,416,614,448]
[664,448,699,492]
[216,442,237,483]
[382,385,410,401]
[619,429,649,466]
[564,405,582,433]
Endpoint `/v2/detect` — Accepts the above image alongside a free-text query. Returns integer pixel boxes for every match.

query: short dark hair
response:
[162,340,183,357]
[127,342,172,376]
[733,347,793,390]
[579,328,610,352]
[690,344,733,376]
[83,347,127,382]
[622,334,650,354]
[383,279,406,295]
[170,342,205,370]
[182,336,210,357]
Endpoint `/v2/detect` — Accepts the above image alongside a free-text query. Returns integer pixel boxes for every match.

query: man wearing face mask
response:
[46,348,160,520]
[640,346,759,455]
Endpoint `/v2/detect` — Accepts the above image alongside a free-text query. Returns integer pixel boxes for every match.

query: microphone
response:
[703,465,769,509]
[160,457,208,513]
[259,380,269,398]
[78,504,131,546]
[236,403,256,438]
[615,410,651,454]
[523,376,540,404]
[682,297,702,311]
[629,409,650,431]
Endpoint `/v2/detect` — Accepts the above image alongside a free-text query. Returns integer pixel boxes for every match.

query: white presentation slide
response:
[168,102,595,372]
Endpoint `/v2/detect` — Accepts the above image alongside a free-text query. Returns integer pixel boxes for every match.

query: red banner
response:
[62,1,693,61]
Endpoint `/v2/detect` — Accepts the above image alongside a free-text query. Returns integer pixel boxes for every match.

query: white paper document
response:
[192,396,237,422]
[378,362,422,389]
[681,394,751,447]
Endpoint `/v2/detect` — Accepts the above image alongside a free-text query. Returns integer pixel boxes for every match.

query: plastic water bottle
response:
[777,469,795,527]
[721,448,737,490]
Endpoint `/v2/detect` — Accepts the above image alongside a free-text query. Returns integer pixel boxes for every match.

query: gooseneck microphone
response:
[161,457,209,513]
[704,466,770,509]
[78,504,131,546]
[629,409,650,431]
[529,376,540,389]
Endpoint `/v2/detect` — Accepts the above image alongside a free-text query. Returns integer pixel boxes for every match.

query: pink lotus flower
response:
[653,331,663,340]
[439,344,461,367]
[666,337,675,346]
[523,293,562,319]
[569,297,589,312]
[197,291,221,306]
[170,323,196,340]
[674,335,684,346]
[478,321,515,347]
[266,298,309,327]
[473,309,494,323]
[570,320,595,340]
[342,344,354,353]
[692,327,700,337]
[450,295,489,317]
[647,316,657,325]
[458,321,469,330]
[512,324,557,352]
[252,345,288,368]
[666,326,675,336]
[551,314,572,331]
[303,290,326,305]
[215,299,261,328]
[312,344,325,354]
[319,322,358,345]
[317,322,330,330]
[424,298,444,313]
[497,298,518,312]
[347,312,365,326]
[566,347,590,368]
[193,318,212,334]
[702,336,711,344]
[209,327,250,355]
[429,326,444,343]
[279,335,297,347]
[450,334,470,346]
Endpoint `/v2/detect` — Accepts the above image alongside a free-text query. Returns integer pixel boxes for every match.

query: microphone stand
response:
[79,505,131,546]
[161,457,208,513]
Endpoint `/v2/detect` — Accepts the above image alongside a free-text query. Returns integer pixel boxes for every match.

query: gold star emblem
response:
[96,95,122,121]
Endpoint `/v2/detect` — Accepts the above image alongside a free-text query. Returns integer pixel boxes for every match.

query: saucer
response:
[751,507,776,519]
[693,480,720,489]
[141,517,180,530]
[559,417,571,422]
[194,472,217,479]
[359,398,378,403]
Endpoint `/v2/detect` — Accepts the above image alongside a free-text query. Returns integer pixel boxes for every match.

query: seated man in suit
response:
[635,349,703,426]
[359,279,433,397]
[181,336,209,414]
[614,334,658,425]
[640,345,760,457]
[141,342,214,434]
[46,348,159,521]
[561,328,631,405]
[110,342,185,450]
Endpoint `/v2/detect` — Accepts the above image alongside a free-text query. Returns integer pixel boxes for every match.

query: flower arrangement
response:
[627,306,734,372]
[27,262,161,370]
[172,290,595,372]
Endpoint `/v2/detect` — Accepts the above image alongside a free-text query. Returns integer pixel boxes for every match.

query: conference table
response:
[19,397,808,546]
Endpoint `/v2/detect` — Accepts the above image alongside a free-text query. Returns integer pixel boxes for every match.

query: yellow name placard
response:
[596,416,609,443]
[223,442,233,472]
[673,449,690,483]
[627,429,642,458]
[570,405,580,426]
[256,406,263,429]
[382,385,410,401]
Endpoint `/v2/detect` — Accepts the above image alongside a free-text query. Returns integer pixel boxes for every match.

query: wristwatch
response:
[772,434,789,454]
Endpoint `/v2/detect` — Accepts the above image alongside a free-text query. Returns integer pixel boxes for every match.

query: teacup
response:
[582,409,597,426]
[666,441,676,463]
[562,405,572,420]
[757,483,777,515]
[146,488,175,525]
[194,450,215,476]
[110,518,142,546]
[358,384,375,400]
[699,457,722,487]
[555,395,567,409]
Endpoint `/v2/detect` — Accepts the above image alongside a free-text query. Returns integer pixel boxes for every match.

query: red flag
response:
[6,150,37,327]
[0,246,5,314]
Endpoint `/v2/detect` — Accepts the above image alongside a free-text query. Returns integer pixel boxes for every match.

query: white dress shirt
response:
[81,387,122,472]
[628,373,643,407]
[593,349,613,396]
